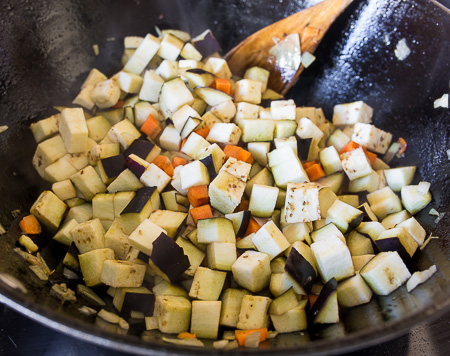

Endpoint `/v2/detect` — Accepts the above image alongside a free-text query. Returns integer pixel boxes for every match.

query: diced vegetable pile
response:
[18,27,438,348]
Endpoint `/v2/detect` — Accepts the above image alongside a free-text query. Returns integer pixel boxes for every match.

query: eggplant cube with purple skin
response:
[150,232,190,283]
[112,286,154,315]
[284,182,321,224]
[311,278,339,324]
[252,220,290,260]
[155,295,191,334]
[128,219,167,256]
[311,235,354,282]
[375,226,418,261]
[231,250,271,293]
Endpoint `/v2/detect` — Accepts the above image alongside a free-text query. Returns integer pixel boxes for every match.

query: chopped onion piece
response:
[301,52,316,68]
[63,268,79,280]
[19,235,38,253]
[268,330,279,339]
[92,44,99,56]
[0,125,8,133]
[394,38,411,61]
[270,33,301,71]
[79,305,97,316]
[383,142,401,163]
[420,233,439,250]
[435,212,446,224]
[0,273,27,293]
[434,93,448,109]
[0,223,5,234]
[244,330,261,348]
[407,265,437,292]
[162,337,205,347]
[213,340,229,349]
[119,318,130,330]
[429,208,439,216]
[417,181,431,195]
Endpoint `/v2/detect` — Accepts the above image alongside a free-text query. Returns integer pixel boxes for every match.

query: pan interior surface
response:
[0,0,449,354]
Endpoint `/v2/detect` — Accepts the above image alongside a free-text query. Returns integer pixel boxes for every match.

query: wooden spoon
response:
[225,0,354,96]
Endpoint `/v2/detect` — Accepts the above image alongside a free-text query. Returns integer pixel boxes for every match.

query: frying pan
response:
[0,0,449,354]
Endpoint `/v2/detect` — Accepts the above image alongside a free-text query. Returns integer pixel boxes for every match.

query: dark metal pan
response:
[0,0,449,354]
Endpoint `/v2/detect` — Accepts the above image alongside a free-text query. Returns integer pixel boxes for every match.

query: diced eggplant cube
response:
[59,108,89,153]
[203,57,231,79]
[157,33,184,60]
[284,182,320,223]
[125,155,148,178]
[91,79,121,109]
[152,279,188,298]
[401,183,432,215]
[310,223,345,244]
[285,246,317,293]
[249,184,279,218]
[326,199,363,233]
[282,223,311,245]
[79,248,114,287]
[30,190,67,231]
[207,242,237,271]
[251,220,290,260]
[180,160,210,190]
[123,33,160,75]
[128,219,167,256]
[65,203,93,223]
[175,237,205,277]
[124,139,160,163]
[32,135,68,178]
[352,254,375,273]
[192,29,221,57]
[352,123,392,154]
[155,295,191,334]
[101,260,146,288]
[92,193,115,221]
[159,77,194,118]
[30,113,60,143]
[219,157,251,183]
[120,187,160,234]
[311,278,339,324]
[113,286,154,315]
[332,101,373,125]
[181,132,210,158]
[240,119,275,143]
[189,267,227,301]
[340,147,373,181]
[190,300,222,339]
[209,171,246,214]
[150,232,190,282]
[347,231,374,256]
[70,218,105,254]
[207,123,242,145]
[70,165,106,201]
[104,218,131,260]
[337,274,373,308]
[311,235,354,282]
[53,219,78,246]
[99,154,126,181]
[231,250,271,293]
[367,186,403,219]
[114,191,136,217]
[397,217,426,245]
[107,119,141,150]
[219,288,248,328]
[140,163,171,193]
[375,226,418,260]
[271,301,307,333]
[234,79,262,104]
[360,251,411,295]
[149,210,187,238]
[270,99,296,121]
[197,217,235,243]
[237,295,272,330]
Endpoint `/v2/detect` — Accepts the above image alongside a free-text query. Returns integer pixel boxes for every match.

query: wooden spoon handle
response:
[225,0,354,95]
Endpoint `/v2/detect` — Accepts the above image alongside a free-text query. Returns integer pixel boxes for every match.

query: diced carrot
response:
[339,141,360,154]
[180,138,188,149]
[305,163,326,181]
[361,147,377,165]
[235,328,269,347]
[234,198,249,212]
[112,99,124,108]
[244,217,261,236]
[302,26,321,43]
[309,294,319,309]
[194,126,210,139]
[397,137,408,156]
[140,114,162,140]
[177,332,197,339]
[223,145,243,161]
[303,160,318,169]
[19,215,42,235]
[152,155,174,177]
[173,156,189,168]
[187,185,209,208]
[236,149,254,164]
[213,78,232,96]
[190,204,213,225]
